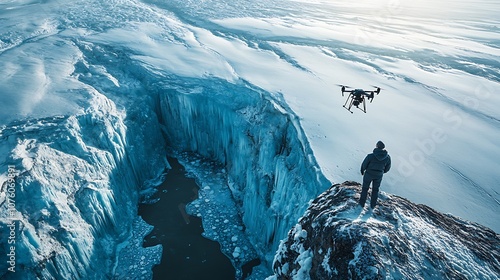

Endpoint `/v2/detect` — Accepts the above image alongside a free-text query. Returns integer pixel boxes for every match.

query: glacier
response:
[1,0,500,279]
[0,45,330,279]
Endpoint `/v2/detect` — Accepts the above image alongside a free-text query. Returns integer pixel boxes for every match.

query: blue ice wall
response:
[159,78,330,261]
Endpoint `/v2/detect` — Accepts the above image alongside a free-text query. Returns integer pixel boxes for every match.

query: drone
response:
[338,85,381,113]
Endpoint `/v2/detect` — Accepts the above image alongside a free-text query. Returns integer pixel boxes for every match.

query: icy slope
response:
[271,181,500,279]
[0,88,166,278]
[1,1,171,277]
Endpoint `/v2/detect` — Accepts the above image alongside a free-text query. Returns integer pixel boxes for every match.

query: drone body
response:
[339,85,381,113]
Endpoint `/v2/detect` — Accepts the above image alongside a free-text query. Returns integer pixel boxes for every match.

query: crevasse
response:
[1,72,329,278]
[158,78,330,262]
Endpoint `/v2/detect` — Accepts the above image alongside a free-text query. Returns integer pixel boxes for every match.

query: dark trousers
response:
[360,174,382,208]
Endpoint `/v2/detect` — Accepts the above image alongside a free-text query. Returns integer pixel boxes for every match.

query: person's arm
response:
[384,155,391,173]
[361,155,370,175]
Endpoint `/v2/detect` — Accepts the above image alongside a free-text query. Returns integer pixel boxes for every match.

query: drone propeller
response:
[336,84,353,96]
[336,84,353,88]
[370,85,383,94]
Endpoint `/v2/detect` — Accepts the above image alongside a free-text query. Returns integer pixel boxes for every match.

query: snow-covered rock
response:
[272,181,500,279]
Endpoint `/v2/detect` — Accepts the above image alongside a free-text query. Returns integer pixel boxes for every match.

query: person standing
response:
[360,141,391,209]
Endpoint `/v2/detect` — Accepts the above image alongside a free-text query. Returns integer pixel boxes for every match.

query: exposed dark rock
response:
[271,181,500,279]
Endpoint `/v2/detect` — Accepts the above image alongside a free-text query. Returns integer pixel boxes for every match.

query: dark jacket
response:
[361,148,391,178]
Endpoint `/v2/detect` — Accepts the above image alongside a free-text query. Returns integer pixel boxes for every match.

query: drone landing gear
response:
[343,96,367,113]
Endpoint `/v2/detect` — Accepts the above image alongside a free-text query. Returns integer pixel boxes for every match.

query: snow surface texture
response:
[1,0,499,278]
[271,181,500,280]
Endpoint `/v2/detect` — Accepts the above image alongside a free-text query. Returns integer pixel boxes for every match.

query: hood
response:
[373,147,388,161]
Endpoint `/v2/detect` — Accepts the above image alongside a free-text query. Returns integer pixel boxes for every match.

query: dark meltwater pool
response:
[139,157,236,280]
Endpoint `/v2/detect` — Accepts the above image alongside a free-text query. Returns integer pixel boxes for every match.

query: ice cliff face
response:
[271,181,500,280]
[158,78,330,260]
